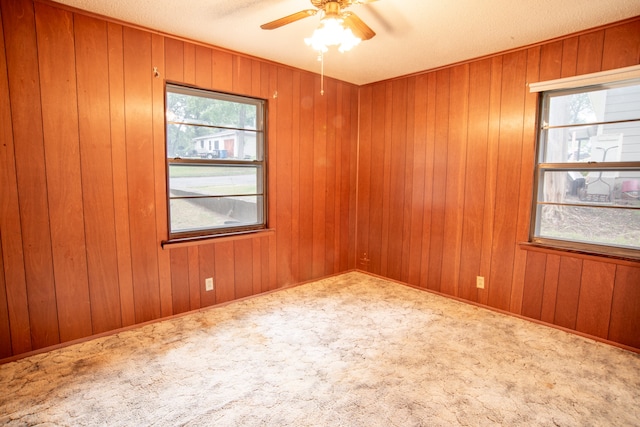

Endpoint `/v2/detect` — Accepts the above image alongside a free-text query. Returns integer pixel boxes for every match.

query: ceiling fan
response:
[260,0,378,42]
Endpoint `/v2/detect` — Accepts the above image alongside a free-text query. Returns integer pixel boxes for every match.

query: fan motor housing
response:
[311,0,353,9]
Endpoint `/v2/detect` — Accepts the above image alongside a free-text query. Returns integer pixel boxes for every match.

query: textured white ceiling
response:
[52,0,640,85]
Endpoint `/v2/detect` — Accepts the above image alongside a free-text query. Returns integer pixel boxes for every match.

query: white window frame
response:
[530,67,640,259]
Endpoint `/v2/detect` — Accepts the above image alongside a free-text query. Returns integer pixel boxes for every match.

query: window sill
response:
[519,241,640,267]
[161,228,275,249]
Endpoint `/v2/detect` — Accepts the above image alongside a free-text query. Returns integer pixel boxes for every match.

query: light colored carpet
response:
[1,272,639,426]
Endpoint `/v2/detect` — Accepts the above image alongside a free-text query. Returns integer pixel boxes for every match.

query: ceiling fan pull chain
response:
[321,51,325,96]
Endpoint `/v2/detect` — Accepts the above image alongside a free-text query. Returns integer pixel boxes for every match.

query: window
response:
[165,83,267,239]
[531,79,640,258]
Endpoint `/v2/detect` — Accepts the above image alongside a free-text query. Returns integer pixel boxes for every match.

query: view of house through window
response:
[532,80,640,257]
[165,84,266,238]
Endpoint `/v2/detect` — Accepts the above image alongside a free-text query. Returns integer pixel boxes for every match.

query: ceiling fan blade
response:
[260,9,318,30]
[342,12,376,40]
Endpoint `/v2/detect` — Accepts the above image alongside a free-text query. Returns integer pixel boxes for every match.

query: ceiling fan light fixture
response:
[304,16,362,53]
[262,0,377,95]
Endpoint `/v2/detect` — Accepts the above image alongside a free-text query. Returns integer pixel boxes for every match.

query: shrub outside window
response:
[532,80,640,258]
[165,84,267,239]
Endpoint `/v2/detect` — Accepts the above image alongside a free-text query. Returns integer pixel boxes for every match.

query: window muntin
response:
[532,80,640,257]
[166,84,266,238]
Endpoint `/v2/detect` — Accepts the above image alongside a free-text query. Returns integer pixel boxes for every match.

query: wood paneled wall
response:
[356,18,640,350]
[0,0,638,360]
[0,0,358,359]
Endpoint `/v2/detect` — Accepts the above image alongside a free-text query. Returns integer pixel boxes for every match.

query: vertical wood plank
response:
[346,83,359,270]
[198,244,216,308]
[400,77,415,282]
[521,251,547,320]
[234,239,253,299]
[458,59,491,301]
[251,59,261,97]
[107,22,136,327]
[576,31,605,74]
[268,64,278,289]
[488,51,527,311]
[554,256,583,330]
[427,69,450,292]
[347,84,359,270]
[164,38,184,81]
[233,55,252,95]
[560,36,579,77]
[291,70,301,282]
[35,3,92,342]
[440,64,469,296]
[260,62,271,100]
[276,67,293,286]
[324,79,337,276]
[575,260,615,339]
[188,246,200,310]
[74,14,122,333]
[538,40,563,81]
[386,79,408,281]
[212,50,233,91]
[151,33,172,317]
[540,254,561,324]
[298,72,315,280]
[356,85,372,271]
[260,235,270,294]
[169,248,190,314]
[368,82,386,275]
[419,73,437,288]
[214,241,235,303]
[334,83,344,273]
[379,82,393,277]
[601,20,640,70]
[312,74,327,278]
[123,26,160,323]
[183,42,195,85]
[478,56,503,306]
[195,45,212,88]
[608,265,640,348]
[0,2,32,354]
[343,83,355,272]
[407,75,428,286]
[252,238,262,295]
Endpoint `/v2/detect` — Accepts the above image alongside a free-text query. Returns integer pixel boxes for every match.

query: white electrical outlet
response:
[476,276,485,289]
[205,277,214,291]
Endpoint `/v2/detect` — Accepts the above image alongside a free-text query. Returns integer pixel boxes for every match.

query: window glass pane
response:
[191,130,261,161]
[170,196,264,234]
[167,92,258,129]
[537,204,640,250]
[169,165,262,197]
[547,83,640,127]
[539,171,640,207]
[542,122,640,163]
[167,125,262,161]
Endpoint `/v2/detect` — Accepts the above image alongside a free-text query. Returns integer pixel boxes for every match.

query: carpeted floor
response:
[1,272,639,426]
